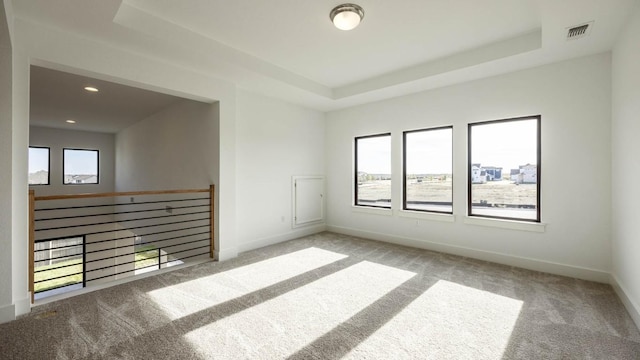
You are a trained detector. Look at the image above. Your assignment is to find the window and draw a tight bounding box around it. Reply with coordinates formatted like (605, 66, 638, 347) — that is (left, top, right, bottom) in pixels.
(403, 126, 453, 213)
(63, 148, 99, 185)
(28, 147, 50, 185)
(355, 133, 391, 208)
(468, 116, 540, 222)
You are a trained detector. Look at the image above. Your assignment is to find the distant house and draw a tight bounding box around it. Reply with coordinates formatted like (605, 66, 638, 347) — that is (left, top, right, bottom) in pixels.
(471, 164, 487, 184)
(511, 164, 537, 184)
(64, 174, 98, 184)
(510, 169, 523, 184)
(483, 166, 503, 181)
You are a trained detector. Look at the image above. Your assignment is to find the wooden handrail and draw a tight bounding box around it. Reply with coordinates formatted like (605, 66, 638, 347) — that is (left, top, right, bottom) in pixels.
(34, 188, 210, 201)
(29, 185, 215, 303)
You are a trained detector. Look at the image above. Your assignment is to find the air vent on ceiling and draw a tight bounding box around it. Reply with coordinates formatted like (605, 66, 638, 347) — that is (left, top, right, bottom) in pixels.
(566, 21, 594, 40)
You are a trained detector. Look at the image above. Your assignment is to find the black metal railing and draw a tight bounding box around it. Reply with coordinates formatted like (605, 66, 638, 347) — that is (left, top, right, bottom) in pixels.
(29, 186, 215, 301)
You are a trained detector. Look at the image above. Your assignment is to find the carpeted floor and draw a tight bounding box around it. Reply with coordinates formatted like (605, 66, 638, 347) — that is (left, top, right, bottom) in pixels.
(1, 232, 639, 359)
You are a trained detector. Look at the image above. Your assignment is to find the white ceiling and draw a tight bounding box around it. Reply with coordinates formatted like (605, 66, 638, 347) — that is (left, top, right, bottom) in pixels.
(30, 66, 184, 133)
(12, 0, 639, 118)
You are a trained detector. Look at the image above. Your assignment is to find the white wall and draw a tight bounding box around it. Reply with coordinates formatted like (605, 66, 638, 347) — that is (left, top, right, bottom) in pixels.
(235, 90, 325, 252)
(326, 53, 612, 282)
(0, 0, 15, 323)
(1, 17, 238, 322)
(612, 2, 640, 327)
(115, 99, 220, 254)
(115, 99, 218, 191)
(29, 126, 115, 196)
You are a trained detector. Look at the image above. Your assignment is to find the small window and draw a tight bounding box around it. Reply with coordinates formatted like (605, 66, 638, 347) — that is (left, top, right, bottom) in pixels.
(403, 126, 453, 213)
(468, 116, 540, 222)
(63, 148, 99, 185)
(355, 133, 391, 208)
(28, 147, 50, 185)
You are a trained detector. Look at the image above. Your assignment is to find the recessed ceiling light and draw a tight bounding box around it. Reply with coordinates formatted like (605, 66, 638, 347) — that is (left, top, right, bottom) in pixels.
(66, 120, 76, 124)
(84, 86, 99, 92)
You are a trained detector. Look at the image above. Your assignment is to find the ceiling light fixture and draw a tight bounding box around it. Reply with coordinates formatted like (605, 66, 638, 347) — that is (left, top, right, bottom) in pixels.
(330, 3, 364, 31)
(84, 86, 99, 92)
(66, 120, 76, 124)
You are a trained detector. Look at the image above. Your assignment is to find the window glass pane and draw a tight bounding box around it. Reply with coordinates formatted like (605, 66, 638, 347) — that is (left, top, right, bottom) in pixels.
(404, 127, 452, 213)
(64, 149, 99, 184)
(29, 147, 50, 185)
(469, 117, 539, 221)
(356, 134, 391, 208)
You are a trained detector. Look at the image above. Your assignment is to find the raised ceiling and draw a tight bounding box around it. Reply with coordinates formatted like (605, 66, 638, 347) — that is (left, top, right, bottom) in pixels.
(12, 0, 638, 112)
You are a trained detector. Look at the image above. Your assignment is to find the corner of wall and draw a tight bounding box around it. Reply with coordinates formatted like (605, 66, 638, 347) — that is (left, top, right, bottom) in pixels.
(610, 274, 640, 330)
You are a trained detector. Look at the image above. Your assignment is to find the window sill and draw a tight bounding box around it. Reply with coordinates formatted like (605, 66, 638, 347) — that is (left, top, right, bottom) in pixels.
(351, 205, 393, 216)
(397, 210, 455, 223)
(463, 216, 546, 233)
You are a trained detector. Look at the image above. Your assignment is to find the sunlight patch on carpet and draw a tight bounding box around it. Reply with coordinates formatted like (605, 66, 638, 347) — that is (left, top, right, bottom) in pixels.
(147, 247, 347, 320)
(345, 280, 523, 359)
(184, 261, 416, 358)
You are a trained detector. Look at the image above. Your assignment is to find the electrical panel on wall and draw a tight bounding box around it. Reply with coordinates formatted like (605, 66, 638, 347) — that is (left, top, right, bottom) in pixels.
(292, 176, 324, 228)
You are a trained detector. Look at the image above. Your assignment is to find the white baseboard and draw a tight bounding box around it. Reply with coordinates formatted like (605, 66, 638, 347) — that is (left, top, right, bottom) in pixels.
(327, 225, 610, 283)
(216, 247, 238, 262)
(238, 224, 327, 253)
(610, 274, 640, 330)
(0, 303, 15, 324)
(14, 294, 31, 317)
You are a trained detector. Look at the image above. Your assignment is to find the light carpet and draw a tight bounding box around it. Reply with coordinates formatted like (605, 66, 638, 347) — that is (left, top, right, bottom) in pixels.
(0, 232, 638, 359)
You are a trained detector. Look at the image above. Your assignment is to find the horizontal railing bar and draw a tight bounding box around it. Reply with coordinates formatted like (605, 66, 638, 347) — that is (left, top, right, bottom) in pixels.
(34, 234, 84, 244)
(135, 232, 210, 249)
(34, 270, 83, 284)
(35, 248, 211, 290)
(35, 204, 210, 222)
(34, 242, 82, 252)
(85, 250, 210, 284)
(84, 257, 157, 275)
(161, 251, 211, 265)
(85, 243, 209, 274)
(84, 233, 210, 257)
(34, 255, 82, 265)
(83, 237, 209, 263)
(151, 238, 210, 251)
(164, 245, 210, 257)
(86, 245, 209, 273)
(35, 211, 210, 232)
(34, 252, 82, 263)
(41, 224, 210, 248)
(86, 263, 160, 283)
(35, 217, 210, 238)
(34, 188, 210, 201)
(34, 281, 82, 294)
(34, 260, 82, 274)
(35, 197, 210, 212)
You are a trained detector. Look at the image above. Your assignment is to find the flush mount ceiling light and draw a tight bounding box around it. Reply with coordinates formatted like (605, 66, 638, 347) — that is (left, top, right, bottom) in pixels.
(84, 86, 99, 92)
(65, 119, 76, 124)
(330, 3, 364, 31)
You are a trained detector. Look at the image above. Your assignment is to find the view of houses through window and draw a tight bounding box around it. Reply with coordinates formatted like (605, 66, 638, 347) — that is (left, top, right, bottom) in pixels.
(63, 148, 99, 185)
(468, 116, 540, 221)
(28, 146, 50, 185)
(404, 126, 453, 213)
(355, 134, 391, 208)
